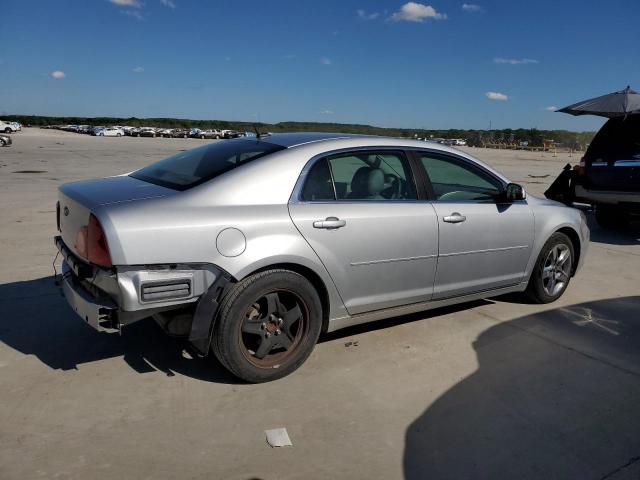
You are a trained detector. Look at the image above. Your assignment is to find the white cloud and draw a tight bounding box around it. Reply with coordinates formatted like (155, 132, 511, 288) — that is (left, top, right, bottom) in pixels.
(545, 106, 558, 111)
(486, 91, 508, 101)
(123, 9, 144, 20)
(494, 57, 539, 65)
(160, 0, 175, 8)
(390, 2, 446, 22)
(110, 0, 142, 7)
(319, 110, 334, 115)
(461, 3, 482, 12)
(50, 70, 66, 79)
(320, 57, 332, 65)
(357, 9, 380, 20)
(132, 66, 144, 73)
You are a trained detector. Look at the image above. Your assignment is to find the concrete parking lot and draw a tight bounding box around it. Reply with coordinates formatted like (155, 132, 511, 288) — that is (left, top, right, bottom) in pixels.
(1, 128, 639, 479)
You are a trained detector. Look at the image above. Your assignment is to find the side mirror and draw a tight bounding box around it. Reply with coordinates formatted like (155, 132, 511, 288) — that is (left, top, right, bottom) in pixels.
(505, 183, 526, 202)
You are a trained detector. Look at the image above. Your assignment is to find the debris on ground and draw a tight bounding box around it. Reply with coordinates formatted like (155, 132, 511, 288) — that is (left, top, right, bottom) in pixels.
(265, 428, 292, 448)
(344, 341, 359, 347)
(527, 174, 550, 178)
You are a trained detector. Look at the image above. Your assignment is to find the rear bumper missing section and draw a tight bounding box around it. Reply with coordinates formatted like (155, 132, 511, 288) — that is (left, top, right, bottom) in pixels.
(55, 236, 230, 341)
(60, 262, 118, 332)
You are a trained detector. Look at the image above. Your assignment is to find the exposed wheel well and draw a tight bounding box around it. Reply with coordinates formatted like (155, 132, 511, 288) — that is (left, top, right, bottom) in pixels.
(556, 227, 581, 275)
(247, 263, 331, 333)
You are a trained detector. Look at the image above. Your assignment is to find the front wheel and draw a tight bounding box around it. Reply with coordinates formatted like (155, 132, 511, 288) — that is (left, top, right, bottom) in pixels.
(212, 270, 322, 383)
(525, 232, 574, 303)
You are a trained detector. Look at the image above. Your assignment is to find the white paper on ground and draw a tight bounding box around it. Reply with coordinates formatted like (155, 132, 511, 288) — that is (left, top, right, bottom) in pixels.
(265, 428, 293, 447)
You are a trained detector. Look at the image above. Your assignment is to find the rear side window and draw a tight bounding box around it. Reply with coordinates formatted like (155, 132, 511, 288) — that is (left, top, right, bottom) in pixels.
(300, 151, 417, 201)
(419, 153, 503, 202)
(131, 140, 285, 190)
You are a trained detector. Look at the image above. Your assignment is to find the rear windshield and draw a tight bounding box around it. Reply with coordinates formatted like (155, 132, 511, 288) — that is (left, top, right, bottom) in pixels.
(586, 116, 640, 161)
(130, 140, 285, 190)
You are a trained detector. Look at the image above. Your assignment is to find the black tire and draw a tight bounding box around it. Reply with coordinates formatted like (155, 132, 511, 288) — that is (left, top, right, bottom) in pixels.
(594, 204, 630, 229)
(525, 232, 574, 304)
(212, 269, 322, 383)
(4, 128, 10, 133)
(0, 139, 5, 147)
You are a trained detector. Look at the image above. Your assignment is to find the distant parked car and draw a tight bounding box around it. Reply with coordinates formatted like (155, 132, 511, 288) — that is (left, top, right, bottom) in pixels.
(0, 134, 12, 146)
(221, 129, 241, 139)
(0, 120, 18, 133)
(194, 129, 222, 139)
(171, 128, 190, 138)
(572, 115, 640, 228)
(139, 128, 157, 138)
(97, 127, 124, 137)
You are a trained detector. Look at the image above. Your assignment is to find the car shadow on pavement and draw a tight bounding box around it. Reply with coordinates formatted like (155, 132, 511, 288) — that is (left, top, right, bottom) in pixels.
(403, 296, 640, 480)
(586, 211, 640, 246)
(0, 276, 240, 384)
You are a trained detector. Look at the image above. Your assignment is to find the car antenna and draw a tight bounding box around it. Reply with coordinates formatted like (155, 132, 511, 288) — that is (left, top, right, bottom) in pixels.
(253, 124, 261, 138)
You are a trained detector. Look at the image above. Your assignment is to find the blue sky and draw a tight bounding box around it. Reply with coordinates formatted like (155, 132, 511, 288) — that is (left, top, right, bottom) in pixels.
(1, 0, 639, 131)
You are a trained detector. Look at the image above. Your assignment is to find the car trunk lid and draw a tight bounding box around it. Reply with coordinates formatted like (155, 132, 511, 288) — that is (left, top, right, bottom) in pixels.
(58, 175, 176, 258)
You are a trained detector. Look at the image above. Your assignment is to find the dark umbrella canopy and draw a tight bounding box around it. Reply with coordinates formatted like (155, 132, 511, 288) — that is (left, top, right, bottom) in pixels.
(557, 85, 640, 118)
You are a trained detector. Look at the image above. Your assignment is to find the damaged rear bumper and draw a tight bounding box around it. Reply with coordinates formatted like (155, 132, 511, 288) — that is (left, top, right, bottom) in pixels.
(55, 236, 231, 350)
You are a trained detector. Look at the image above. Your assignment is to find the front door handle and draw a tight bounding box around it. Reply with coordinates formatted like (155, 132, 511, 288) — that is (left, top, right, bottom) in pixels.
(443, 212, 466, 223)
(313, 217, 346, 229)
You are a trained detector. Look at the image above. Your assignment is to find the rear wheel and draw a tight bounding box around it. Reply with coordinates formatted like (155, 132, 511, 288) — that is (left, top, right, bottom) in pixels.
(525, 232, 574, 303)
(212, 270, 322, 383)
(4, 128, 10, 133)
(594, 204, 630, 229)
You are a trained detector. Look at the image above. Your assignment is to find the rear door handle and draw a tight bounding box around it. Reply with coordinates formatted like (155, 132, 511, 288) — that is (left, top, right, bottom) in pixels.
(313, 217, 346, 229)
(443, 212, 466, 223)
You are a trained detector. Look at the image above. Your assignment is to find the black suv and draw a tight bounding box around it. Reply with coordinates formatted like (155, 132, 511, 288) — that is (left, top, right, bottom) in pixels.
(573, 115, 640, 228)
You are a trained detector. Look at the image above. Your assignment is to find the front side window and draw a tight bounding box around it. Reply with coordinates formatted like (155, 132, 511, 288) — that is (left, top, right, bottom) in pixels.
(300, 151, 417, 201)
(131, 140, 285, 190)
(419, 153, 503, 202)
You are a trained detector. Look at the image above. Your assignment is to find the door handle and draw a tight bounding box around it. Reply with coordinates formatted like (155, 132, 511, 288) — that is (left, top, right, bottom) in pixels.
(313, 217, 346, 229)
(443, 212, 466, 223)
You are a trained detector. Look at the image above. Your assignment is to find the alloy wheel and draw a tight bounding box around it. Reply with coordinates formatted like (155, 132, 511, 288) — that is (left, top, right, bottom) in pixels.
(542, 244, 571, 296)
(239, 290, 308, 368)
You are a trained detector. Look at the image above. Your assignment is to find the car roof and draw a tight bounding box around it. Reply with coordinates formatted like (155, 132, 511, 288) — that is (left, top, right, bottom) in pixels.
(261, 132, 367, 147)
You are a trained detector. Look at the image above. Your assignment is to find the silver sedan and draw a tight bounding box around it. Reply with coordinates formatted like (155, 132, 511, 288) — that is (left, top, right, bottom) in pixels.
(55, 133, 589, 382)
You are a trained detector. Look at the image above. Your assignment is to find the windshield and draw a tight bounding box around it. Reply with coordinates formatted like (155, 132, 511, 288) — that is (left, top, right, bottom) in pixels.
(130, 140, 285, 190)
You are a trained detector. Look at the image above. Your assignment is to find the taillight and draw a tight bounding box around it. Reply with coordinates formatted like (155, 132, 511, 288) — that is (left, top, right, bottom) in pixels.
(73, 214, 112, 267)
(56, 201, 61, 232)
(74, 225, 88, 259)
(88, 214, 112, 267)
